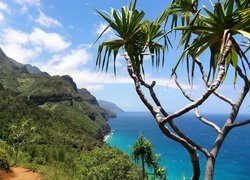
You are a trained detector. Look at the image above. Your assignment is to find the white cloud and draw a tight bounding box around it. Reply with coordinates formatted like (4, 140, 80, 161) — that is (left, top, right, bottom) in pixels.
(36, 10, 62, 28)
(13, 0, 40, 14)
(30, 28, 70, 52)
(0, 27, 71, 63)
(85, 84, 104, 92)
(1, 44, 39, 64)
(95, 22, 117, 42)
(0, 1, 10, 13)
(96, 22, 111, 35)
(2, 28, 29, 45)
(0, 28, 37, 63)
(38, 43, 194, 91)
(0, 12, 4, 22)
(0, 1, 11, 22)
(44, 45, 91, 72)
(13, 0, 40, 7)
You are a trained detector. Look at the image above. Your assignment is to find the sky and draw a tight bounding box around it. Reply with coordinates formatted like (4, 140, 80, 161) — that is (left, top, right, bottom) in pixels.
(0, 0, 249, 114)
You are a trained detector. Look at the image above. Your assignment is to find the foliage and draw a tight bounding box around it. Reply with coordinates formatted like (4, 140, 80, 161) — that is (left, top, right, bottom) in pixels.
(95, 0, 166, 75)
(131, 135, 166, 179)
(75, 146, 141, 180)
(95, 0, 249, 179)
(0, 53, 140, 179)
(9, 119, 37, 163)
(167, 0, 250, 83)
(0, 148, 10, 171)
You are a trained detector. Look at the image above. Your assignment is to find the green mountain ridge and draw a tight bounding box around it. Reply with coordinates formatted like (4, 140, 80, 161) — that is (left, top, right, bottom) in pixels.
(0, 48, 111, 139)
(0, 47, 141, 179)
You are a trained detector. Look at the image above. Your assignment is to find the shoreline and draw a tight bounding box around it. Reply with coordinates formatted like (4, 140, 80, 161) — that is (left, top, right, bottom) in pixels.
(103, 130, 114, 142)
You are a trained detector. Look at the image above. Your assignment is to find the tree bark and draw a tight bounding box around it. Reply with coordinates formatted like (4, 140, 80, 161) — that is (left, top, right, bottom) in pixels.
(205, 156, 215, 180)
(189, 150, 200, 180)
(142, 155, 145, 179)
(124, 47, 201, 179)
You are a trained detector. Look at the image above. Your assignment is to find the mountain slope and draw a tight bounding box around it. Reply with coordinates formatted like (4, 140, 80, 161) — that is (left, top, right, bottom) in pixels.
(98, 100, 124, 114)
(0, 47, 110, 140)
(0, 48, 140, 179)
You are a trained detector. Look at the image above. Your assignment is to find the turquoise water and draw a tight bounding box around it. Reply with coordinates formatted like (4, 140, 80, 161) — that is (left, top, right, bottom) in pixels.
(106, 112, 250, 180)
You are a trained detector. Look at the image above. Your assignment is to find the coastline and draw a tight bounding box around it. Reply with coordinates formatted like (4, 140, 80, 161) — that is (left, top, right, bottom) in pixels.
(103, 130, 114, 142)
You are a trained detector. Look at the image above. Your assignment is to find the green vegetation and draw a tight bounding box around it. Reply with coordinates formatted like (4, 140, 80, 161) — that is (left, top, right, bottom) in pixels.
(95, 0, 249, 179)
(0, 147, 10, 171)
(9, 120, 37, 164)
(75, 147, 141, 179)
(131, 135, 166, 180)
(0, 49, 140, 178)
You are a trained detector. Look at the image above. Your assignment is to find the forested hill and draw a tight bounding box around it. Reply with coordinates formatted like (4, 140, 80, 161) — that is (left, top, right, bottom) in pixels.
(0, 48, 141, 178)
(0, 47, 113, 139)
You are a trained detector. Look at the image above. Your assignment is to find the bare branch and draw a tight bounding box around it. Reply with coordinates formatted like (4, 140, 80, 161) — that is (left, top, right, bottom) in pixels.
(139, 76, 211, 157)
(123, 47, 200, 153)
(174, 72, 194, 102)
(223, 68, 250, 127)
(162, 51, 227, 123)
(228, 119, 250, 128)
(174, 72, 222, 134)
(195, 59, 235, 107)
(195, 108, 222, 133)
(237, 66, 250, 86)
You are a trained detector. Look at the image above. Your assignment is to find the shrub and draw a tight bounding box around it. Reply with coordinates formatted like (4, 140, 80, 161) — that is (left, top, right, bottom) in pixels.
(0, 148, 10, 171)
(75, 146, 141, 179)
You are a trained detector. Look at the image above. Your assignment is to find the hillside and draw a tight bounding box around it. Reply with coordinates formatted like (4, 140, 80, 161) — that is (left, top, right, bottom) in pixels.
(0, 48, 140, 179)
(0, 48, 110, 139)
(98, 100, 124, 114)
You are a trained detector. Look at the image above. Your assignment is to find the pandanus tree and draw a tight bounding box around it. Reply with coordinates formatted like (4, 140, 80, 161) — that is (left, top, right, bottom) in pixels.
(131, 135, 154, 179)
(95, 0, 250, 179)
(131, 135, 166, 179)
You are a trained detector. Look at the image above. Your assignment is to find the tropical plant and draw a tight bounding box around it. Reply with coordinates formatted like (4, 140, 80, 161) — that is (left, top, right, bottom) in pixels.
(95, 0, 249, 180)
(131, 135, 166, 179)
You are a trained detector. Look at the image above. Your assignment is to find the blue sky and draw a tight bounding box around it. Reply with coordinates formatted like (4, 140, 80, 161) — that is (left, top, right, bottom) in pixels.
(0, 0, 249, 114)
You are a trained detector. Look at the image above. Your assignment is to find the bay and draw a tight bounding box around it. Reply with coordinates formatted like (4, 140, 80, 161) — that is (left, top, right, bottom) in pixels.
(106, 112, 250, 180)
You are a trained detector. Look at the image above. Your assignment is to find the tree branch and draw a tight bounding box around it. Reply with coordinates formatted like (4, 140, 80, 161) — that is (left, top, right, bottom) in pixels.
(139, 76, 211, 158)
(227, 119, 250, 128)
(195, 59, 235, 107)
(174, 72, 222, 134)
(194, 108, 222, 134)
(123, 47, 201, 179)
(224, 67, 250, 127)
(162, 36, 231, 124)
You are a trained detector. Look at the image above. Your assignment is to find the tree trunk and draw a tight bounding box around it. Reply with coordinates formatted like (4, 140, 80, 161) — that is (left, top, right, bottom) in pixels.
(142, 156, 145, 179)
(189, 150, 200, 180)
(204, 156, 215, 180)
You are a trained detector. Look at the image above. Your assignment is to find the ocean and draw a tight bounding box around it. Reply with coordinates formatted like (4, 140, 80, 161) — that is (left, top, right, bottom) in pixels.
(106, 112, 250, 180)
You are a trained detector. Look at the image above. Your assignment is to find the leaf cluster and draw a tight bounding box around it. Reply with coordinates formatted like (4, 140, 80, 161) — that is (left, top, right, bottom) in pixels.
(167, 0, 250, 84)
(96, 0, 167, 76)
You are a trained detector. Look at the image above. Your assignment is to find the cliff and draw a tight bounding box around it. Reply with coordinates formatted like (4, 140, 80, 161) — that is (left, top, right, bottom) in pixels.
(98, 100, 124, 114)
(0, 48, 111, 140)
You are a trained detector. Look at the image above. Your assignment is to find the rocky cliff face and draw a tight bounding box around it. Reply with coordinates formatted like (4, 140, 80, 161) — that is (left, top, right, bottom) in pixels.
(96, 123, 112, 140)
(62, 75, 78, 92)
(78, 88, 99, 105)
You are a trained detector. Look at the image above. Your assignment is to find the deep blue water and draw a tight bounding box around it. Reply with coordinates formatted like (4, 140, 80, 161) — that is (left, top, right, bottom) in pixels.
(106, 112, 250, 180)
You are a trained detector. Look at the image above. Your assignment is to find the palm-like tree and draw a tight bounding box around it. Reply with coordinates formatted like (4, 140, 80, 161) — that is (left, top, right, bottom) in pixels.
(95, 0, 166, 75)
(131, 135, 154, 179)
(168, 0, 249, 83)
(149, 154, 167, 180)
(96, 0, 249, 179)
